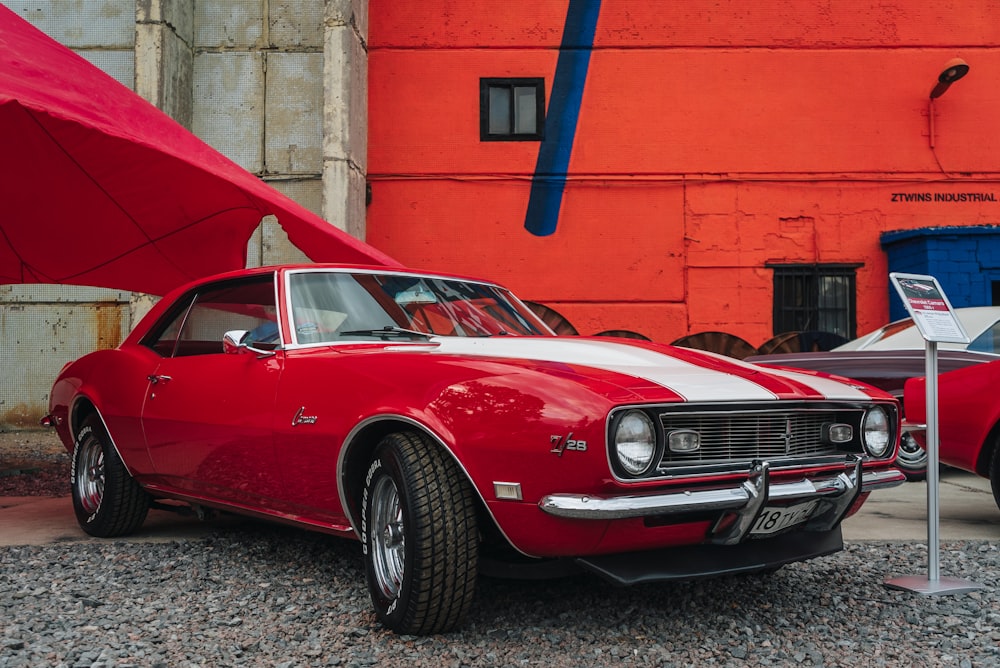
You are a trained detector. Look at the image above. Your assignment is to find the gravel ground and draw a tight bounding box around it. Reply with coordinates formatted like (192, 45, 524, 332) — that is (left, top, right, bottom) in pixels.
(0, 430, 70, 497)
(3, 431, 999, 666)
(1, 532, 998, 665)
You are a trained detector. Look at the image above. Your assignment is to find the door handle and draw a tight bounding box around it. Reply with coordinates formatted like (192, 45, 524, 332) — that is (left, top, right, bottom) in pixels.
(147, 374, 172, 385)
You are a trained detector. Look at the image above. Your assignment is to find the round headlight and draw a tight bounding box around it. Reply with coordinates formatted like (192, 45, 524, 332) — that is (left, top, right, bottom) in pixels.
(613, 410, 657, 476)
(863, 406, 892, 458)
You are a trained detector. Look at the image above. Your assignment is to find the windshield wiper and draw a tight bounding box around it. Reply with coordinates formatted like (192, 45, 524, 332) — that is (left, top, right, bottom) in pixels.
(339, 326, 432, 340)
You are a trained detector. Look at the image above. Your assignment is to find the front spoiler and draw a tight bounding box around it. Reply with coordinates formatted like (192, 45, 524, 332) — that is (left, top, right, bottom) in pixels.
(539, 458, 906, 546)
(575, 526, 844, 586)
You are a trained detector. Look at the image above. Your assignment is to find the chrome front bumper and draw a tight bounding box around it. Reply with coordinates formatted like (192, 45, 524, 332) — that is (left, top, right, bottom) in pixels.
(539, 458, 906, 546)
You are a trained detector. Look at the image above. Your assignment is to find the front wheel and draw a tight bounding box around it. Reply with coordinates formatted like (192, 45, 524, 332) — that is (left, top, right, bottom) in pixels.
(361, 431, 479, 634)
(71, 414, 149, 537)
(897, 433, 928, 481)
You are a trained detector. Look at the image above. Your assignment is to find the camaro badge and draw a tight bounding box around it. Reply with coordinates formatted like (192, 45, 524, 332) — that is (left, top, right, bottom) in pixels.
(292, 406, 318, 426)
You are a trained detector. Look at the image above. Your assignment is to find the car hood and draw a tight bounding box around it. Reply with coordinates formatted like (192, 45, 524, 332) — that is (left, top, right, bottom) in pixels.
(416, 337, 878, 403)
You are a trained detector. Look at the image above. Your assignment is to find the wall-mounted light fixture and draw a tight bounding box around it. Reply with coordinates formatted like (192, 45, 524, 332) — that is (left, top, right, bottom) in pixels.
(930, 58, 970, 99)
(928, 58, 970, 148)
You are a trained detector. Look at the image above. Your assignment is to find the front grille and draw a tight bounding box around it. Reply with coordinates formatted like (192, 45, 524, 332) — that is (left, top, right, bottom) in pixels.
(657, 408, 860, 468)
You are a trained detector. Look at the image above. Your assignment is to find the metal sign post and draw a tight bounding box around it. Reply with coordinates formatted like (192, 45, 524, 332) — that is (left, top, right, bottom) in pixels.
(883, 273, 982, 595)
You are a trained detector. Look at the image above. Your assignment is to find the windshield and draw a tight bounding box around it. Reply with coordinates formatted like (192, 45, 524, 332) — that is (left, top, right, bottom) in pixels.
(967, 319, 1000, 354)
(287, 271, 552, 344)
(850, 318, 917, 350)
(836, 312, 1000, 354)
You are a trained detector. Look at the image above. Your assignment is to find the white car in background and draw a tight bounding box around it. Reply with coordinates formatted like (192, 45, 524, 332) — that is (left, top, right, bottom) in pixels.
(748, 307, 1000, 479)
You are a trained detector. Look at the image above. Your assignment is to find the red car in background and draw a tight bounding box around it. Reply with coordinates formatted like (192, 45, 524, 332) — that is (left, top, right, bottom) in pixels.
(44, 264, 905, 634)
(904, 360, 1000, 511)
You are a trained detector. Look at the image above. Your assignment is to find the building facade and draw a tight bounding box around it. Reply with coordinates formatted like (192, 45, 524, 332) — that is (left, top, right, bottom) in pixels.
(365, 1, 1000, 346)
(3, 0, 1000, 428)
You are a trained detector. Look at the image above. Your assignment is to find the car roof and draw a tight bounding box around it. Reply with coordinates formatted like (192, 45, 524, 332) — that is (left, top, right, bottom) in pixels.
(834, 306, 1000, 352)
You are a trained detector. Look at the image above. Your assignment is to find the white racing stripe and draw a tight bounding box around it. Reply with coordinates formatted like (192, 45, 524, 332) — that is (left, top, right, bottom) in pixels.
(430, 338, 781, 402)
(428, 338, 874, 402)
(716, 353, 873, 400)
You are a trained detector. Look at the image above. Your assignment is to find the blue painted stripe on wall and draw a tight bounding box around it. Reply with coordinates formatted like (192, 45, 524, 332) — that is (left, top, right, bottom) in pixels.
(524, 0, 601, 237)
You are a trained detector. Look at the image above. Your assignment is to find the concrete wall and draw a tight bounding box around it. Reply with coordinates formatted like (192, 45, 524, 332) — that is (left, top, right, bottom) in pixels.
(0, 0, 364, 428)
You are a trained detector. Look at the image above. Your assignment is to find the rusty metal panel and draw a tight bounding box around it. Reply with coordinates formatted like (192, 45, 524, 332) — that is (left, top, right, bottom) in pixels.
(0, 286, 131, 430)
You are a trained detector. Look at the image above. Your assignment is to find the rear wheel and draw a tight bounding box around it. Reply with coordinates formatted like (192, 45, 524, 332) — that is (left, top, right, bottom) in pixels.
(71, 414, 149, 537)
(361, 431, 479, 634)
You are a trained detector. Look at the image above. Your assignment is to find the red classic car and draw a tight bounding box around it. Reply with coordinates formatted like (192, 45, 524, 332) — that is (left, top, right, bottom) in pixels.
(904, 360, 1000, 511)
(45, 265, 905, 634)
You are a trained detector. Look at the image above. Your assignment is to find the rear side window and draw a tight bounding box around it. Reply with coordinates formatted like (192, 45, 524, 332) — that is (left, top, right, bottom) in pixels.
(143, 276, 277, 357)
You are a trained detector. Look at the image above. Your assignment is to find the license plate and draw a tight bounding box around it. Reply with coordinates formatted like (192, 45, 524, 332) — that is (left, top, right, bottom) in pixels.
(750, 500, 819, 536)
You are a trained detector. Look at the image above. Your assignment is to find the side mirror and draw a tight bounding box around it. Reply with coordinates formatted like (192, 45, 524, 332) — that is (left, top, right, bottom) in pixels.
(223, 329, 277, 357)
(223, 330, 250, 355)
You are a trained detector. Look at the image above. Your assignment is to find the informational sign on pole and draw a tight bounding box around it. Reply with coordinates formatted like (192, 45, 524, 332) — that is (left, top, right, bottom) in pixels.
(884, 273, 982, 596)
(889, 274, 969, 344)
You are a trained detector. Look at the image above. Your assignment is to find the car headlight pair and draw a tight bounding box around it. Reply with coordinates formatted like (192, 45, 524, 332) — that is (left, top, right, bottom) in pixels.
(610, 405, 895, 477)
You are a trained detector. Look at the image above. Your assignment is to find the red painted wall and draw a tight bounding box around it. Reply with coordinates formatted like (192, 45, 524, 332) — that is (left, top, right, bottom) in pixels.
(367, 1, 1000, 347)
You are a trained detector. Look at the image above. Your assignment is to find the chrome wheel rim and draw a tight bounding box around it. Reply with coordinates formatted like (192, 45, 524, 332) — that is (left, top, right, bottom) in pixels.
(898, 433, 928, 472)
(76, 437, 105, 514)
(370, 474, 405, 599)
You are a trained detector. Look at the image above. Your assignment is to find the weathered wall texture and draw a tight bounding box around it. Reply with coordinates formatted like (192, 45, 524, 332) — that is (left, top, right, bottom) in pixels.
(366, 1, 1000, 345)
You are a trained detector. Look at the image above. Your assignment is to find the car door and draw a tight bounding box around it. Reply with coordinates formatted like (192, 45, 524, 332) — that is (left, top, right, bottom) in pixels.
(139, 275, 285, 506)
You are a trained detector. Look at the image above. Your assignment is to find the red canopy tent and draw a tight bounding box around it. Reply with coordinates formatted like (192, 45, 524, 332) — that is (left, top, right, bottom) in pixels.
(0, 5, 398, 296)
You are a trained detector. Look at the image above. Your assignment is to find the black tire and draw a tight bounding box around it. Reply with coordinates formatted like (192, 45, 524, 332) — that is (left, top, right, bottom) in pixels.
(71, 414, 149, 537)
(897, 433, 928, 482)
(360, 431, 479, 634)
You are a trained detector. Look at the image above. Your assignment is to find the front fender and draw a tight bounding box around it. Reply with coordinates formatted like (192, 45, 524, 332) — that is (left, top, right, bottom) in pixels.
(334, 367, 616, 556)
(423, 371, 613, 502)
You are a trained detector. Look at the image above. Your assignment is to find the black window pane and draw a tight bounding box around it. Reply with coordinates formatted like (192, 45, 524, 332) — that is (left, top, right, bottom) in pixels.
(488, 86, 510, 134)
(480, 78, 544, 141)
(771, 265, 858, 340)
(513, 86, 537, 134)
